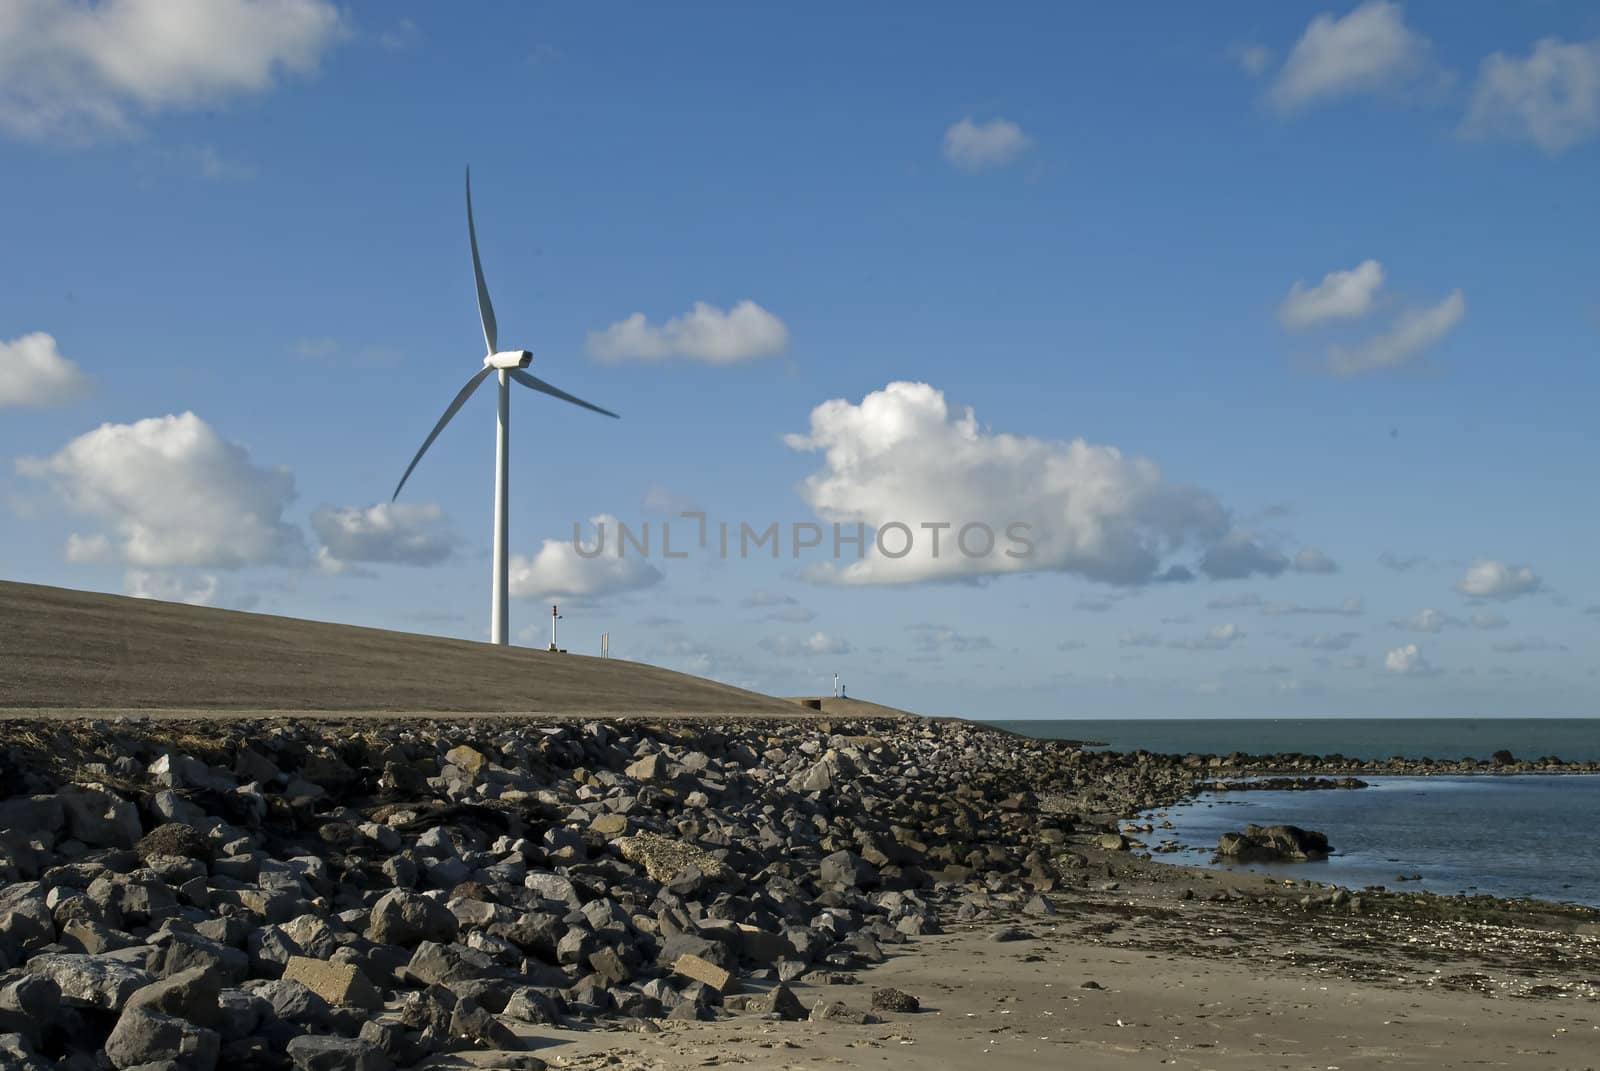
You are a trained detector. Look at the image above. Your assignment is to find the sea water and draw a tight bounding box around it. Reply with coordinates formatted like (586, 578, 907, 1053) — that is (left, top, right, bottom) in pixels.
(1138, 774, 1600, 907)
(989, 717, 1600, 763)
(985, 719, 1600, 907)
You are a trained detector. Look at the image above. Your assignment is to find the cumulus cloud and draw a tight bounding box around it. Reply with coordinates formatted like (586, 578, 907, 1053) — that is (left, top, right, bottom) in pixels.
(1384, 642, 1430, 675)
(1169, 623, 1244, 650)
(1230, 43, 1273, 77)
(0, 0, 344, 142)
(18, 412, 306, 568)
(907, 623, 994, 654)
(1455, 559, 1541, 601)
(0, 332, 92, 407)
(1461, 36, 1600, 155)
(763, 605, 816, 624)
(942, 116, 1032, 171)
(740, 590, 797, 609)
(1470, 611, 1508, 630)
(1297, 631, 1360, 651)
(643, 486, 701, 516)
(1293, 547, 1340, 574)
(1378, 551, 1424, 571)
(1392, 607, 1452, 633)
(311, 502, 454, 568)
(760, 631, 851, 657)
(1207, 592, 1262, 610)
(124, 570, 221, 607)
(786, 381, 1236, 586)
(1262, 597, 1364, 617)
(1119, 632, 1163, 649)
(1491, 637, 1564, 654)
(508, 515, 663, 600)
(1279, 260, 1385, 330)
(587, 301, 789, 364)
(1268, 1, 1433, 113)
(1198, 533, 1288, 581)
(1326, 290, 1466, 377)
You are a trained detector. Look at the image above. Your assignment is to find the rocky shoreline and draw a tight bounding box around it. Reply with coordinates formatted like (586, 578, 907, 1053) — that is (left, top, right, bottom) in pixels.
(0, 714, 1595, 1070)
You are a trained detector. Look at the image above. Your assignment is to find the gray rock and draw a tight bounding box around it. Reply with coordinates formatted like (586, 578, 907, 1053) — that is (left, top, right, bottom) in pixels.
(25, 953, 154, 1011)
(59, 785, 142, 849)
(124, 965, 222, 1028)
(104, 1006, 221, 1070)
(285, 1034, 394, 1071)
(365, 890, 458, 946)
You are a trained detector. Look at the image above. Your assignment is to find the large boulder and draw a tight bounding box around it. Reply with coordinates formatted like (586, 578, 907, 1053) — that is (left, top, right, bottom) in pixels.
(1216, 824, 1331, 862)
(25, 953, 154, 1011)
(58, 785, 142, 849)
(365, 890, 458, 946)
(104, 1006, 220, 1070)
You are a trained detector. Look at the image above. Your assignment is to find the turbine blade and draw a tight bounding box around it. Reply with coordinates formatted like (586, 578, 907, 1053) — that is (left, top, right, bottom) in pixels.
(466, 167, 498, 355)
(393, 366, 494, 500)
(510, 369, 620, 419)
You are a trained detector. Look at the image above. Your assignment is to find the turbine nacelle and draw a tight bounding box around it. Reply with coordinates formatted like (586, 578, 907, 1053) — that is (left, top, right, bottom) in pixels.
(484, 349, 532, 370)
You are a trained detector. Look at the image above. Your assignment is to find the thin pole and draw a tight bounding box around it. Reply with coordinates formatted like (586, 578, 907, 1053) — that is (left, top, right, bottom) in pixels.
(491, 370, 510, 645)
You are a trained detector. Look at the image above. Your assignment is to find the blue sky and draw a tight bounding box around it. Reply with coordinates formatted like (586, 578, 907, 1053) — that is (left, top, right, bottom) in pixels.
(2, 1, 1597, 718)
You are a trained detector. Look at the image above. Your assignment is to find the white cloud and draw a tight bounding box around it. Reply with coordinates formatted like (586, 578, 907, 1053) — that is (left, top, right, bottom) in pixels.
(311, 502, 453, 568)
(1326, 290, 1465, 377)
(18, 411, 305, 568)
(0, 0, 344, 142)
(124, 569, 217, 607)
(1491, 637, 1564, 654)
(740, 590, 797, 609)
(1231, 43, 1273, 77)
(786, 381, 1233, 586)
(763, 605, 816, 624)
(942, 116, 1032, 171)
(508, 514, 663, 601)
(1297, 631, 1360, 651)
(587, 301, 789, 364)
(642, 486, 701, 515)
(1378, 551, 1423, 571)
(1469, 611, 1508, 630)
(1269, 1, 1432, 113)
(1461, 36, 1600, 155)
(1262, 597, 1364, 617)
(0, 332, 91, 407)
(906, 623, 994, 654)
(1169, 623, 1244, 650)
(1293, 547, 1340, 574)
(1455, 559, 1541, 601)
(1198, 533, 1288, 581)
(1384, 642, 1429, 674)
(1119, 631, 1163, 649)
(760, 631, 851, 657)
(1392, 607, 1452, 633)
(1279, 260, 1385, 330)
(1207, 592, 1262, 610)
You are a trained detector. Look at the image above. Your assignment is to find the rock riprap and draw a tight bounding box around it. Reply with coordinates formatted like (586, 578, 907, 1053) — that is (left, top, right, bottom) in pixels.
(0, 712, 1209, 1067)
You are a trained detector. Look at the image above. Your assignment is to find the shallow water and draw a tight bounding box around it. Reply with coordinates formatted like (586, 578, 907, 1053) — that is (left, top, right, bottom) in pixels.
(1139, 774, 1600, 907)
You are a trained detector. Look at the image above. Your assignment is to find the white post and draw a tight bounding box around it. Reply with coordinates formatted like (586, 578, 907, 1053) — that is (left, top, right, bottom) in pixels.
(551, 604, 559, 651)
(490, 370, 510, 645)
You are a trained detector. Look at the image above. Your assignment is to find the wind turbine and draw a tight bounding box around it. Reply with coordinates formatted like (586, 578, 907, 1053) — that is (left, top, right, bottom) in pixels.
(393, 168, 618, 646)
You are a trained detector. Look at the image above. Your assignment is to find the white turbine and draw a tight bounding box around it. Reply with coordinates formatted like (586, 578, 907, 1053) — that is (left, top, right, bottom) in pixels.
(393, 168, 618, 646)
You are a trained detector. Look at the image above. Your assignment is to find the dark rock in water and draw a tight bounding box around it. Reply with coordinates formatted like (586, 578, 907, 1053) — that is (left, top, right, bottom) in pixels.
(1216, 824, 1331, 862)
(870, 987, 920, 1012)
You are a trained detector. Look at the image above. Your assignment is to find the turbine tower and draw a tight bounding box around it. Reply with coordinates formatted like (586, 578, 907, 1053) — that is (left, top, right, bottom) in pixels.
(393, 168, 618, 645)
